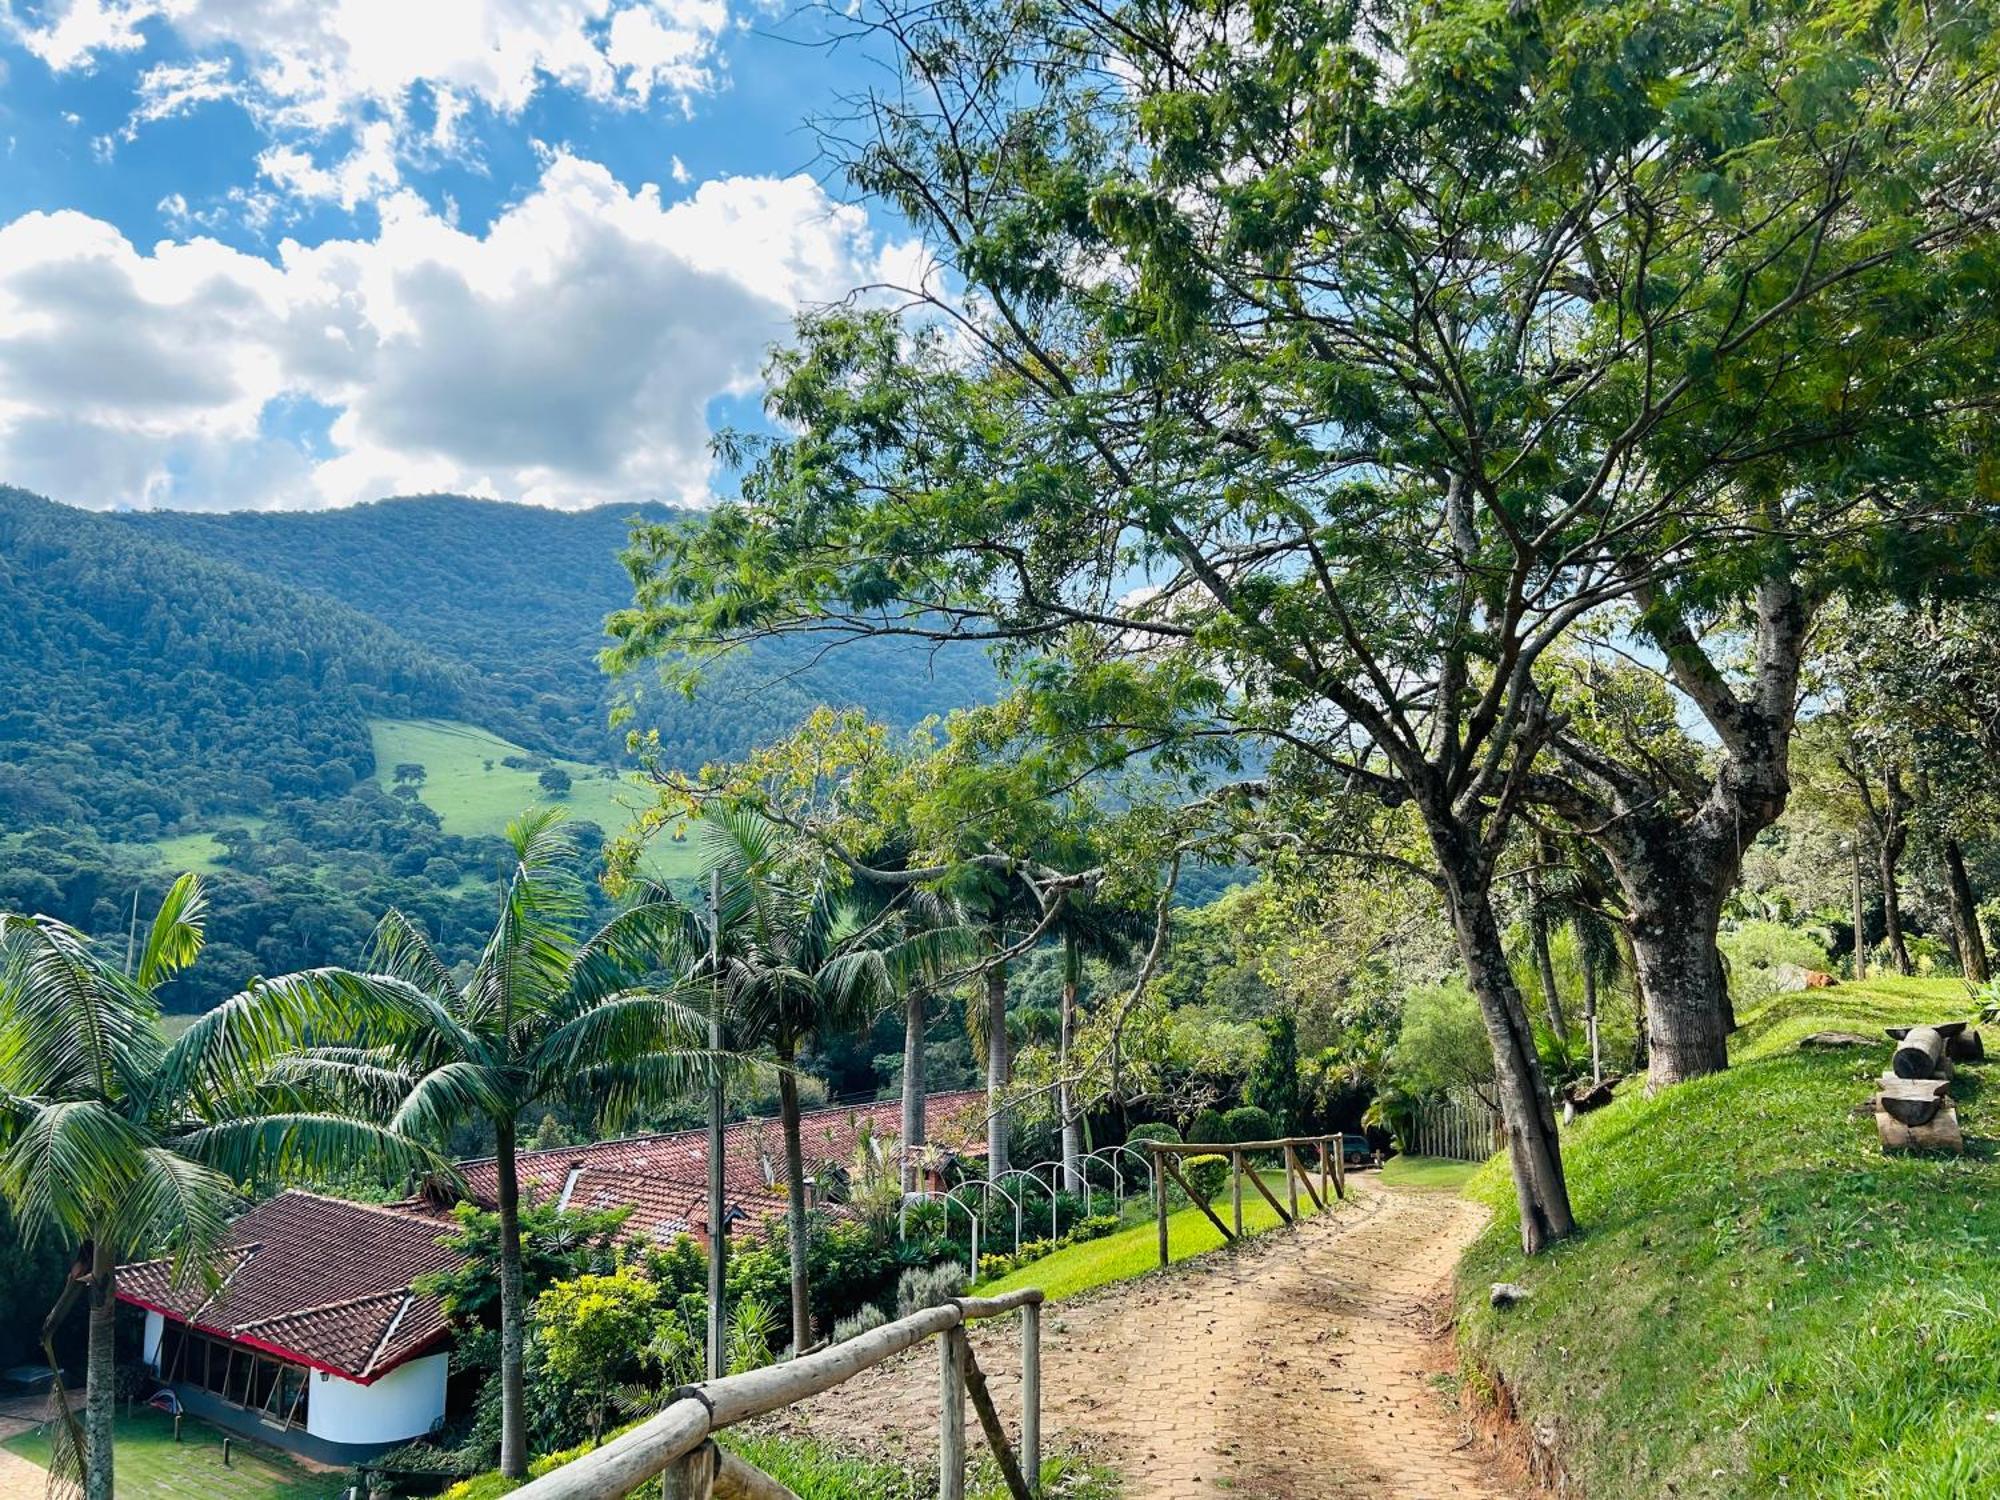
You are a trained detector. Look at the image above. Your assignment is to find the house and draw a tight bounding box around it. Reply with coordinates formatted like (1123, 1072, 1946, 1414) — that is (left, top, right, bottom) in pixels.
(116, 1090, 988, 1463)
(447, 1087, 989, 1247)
(120, 1192, 463, 1464)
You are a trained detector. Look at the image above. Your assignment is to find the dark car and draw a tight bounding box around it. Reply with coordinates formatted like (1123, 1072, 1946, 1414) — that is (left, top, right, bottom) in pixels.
(1340, 1134, 1379, 1169)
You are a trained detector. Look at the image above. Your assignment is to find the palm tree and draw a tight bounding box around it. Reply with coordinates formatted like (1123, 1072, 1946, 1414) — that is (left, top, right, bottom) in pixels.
(1046, 894, 1151, 1193)
(202, 811, 717, 1480)
(699, 810, 918, 1357)
(0, 877, 437, 1500)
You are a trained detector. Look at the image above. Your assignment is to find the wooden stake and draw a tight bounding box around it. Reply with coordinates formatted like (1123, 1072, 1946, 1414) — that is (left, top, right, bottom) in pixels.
(1152, 1147, 1168, 1267)
(1230, 1149, 1244, 1238)
(1159, 1153, 1234, 1243)
(662, 1440, 718, 1500)
(1288, 1145, 1325, 1212)
(1021, 1302, 1040, 1495)
(1317, 1139, 1331, 1204)
(940, 1326, 967, 1500)
(962, 1343, 1034, 1500)
(1283, 1146, 1298, 1219)
(1238, 1157, 1292, 1225)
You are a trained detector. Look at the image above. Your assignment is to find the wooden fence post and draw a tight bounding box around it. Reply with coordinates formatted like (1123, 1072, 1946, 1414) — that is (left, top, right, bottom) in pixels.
(1317, 1139, 1330, 1204)
(1230, 1149, 1244, 1238)
(1153, 1146, 1169, 1268)
(1022, 1301, 1041, 1495)
(660, 1440, 717, 1500)
(1284, 1145, 1299, 1219)
(940, 1325, 967, 1500)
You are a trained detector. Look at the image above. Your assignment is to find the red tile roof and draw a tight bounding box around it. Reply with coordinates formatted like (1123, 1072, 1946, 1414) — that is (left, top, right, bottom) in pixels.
(452, 1088, 987, 1245)
(118, 1192, 461, 1383)
(119, 1092, 988, 1378)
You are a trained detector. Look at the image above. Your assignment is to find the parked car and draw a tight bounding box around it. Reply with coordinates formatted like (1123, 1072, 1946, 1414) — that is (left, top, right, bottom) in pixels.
(1340, 1134, 1380, 1169)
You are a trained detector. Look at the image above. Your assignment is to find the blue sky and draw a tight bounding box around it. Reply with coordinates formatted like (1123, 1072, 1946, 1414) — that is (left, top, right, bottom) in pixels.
(0, 1, 919, 510)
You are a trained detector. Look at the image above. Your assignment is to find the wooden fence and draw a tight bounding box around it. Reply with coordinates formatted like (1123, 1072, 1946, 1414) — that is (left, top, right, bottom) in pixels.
(510, 1287, 1044, 1500)
(1406, 1096, 1501, 1162)
(1144, 1135, 1347, 1267)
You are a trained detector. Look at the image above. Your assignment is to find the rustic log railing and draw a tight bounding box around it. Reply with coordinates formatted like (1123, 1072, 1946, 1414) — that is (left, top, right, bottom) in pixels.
(511, 1287, 1046, 1500)
(1144, 1135, 1346, 1267)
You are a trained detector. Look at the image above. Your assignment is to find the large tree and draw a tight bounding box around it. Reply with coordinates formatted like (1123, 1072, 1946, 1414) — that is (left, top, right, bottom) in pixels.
(0, 878, 437, 1500)
(615, 0, 2000, 1247)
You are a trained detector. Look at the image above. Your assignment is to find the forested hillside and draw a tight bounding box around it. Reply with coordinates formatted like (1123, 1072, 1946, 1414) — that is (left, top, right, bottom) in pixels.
(0, 488, 995, 1013)
(122, 495, 993, 763)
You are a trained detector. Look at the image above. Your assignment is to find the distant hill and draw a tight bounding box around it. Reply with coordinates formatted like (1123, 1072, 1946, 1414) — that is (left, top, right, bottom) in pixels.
(0, 487, 995, 1012)
(119, 494, 993, 763)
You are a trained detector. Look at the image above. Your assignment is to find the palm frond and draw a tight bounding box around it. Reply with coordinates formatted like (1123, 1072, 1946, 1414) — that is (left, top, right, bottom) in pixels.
(113, 1147, 235, 1288)
(534, 988, 715, 1079)
(176, 1112, 456, 1188)
(368, 909, 461, 1000)
(386, 1061, 511, 1140)
(0, 917, 162, 1104)
(159, 968, 488, 1114)
(0, 1098, 149, 1243)
(560, 899, 705, 1014)
(137, 873, 207, 989)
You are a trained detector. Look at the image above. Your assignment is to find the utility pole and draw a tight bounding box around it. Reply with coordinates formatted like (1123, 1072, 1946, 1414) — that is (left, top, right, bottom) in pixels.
(705, 867, 727, 1380)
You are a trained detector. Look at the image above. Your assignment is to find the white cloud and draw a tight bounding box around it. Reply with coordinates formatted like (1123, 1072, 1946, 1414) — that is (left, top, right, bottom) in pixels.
(16, 1, 738, 201)
(257, 120, 401, 208)
(0, 156, 917, 511)
(126, 58, 240, 136)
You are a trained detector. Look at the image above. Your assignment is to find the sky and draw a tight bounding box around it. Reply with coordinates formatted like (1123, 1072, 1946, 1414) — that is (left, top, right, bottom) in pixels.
(0, 0, 924, 511)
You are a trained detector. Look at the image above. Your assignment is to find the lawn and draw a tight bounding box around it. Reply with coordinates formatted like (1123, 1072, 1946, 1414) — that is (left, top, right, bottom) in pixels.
(2, 1409, 344, 1498)
(1456, 977, 2000, 1498)
(367, 719, 700, 885)
(1379, 1154, 1482, 1192)
(974, 1180, 1337, 1302)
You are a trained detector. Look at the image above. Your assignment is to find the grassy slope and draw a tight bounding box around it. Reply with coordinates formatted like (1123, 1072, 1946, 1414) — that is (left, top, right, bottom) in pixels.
(369, 719, 700, 883)
(3, 1409, 343, 1498)
(1458, 977, 2000, 1500)
(976, 1191, 1321, 1302)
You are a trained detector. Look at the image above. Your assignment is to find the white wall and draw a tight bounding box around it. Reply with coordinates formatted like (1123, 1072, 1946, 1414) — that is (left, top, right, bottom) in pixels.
(304, 1353, 447, 1448)
(142, 1312, 164, 1369)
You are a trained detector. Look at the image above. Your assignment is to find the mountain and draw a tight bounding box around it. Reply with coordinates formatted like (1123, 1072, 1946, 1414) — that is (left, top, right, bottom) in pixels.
(0, 487, 995, 1012)
(118, 494, 993, 764)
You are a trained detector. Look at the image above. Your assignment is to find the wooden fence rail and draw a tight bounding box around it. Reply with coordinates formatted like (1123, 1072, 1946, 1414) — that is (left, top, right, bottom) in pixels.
(511, 1287, 1046, 1500)
(1145, 1135, 1347, 1268)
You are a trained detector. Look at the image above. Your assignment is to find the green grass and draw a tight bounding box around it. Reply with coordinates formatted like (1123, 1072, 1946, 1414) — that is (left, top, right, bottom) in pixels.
(441, 1427, 1116, 1498)
(2, 1409, 344, 1498)
(1456, 977, 2000, 1499)
(367, 720, 699, 883)
(1380, 1154, 1482, 1192)
(147, 820, 266, 874)
(975, 1183, 1331, 1302)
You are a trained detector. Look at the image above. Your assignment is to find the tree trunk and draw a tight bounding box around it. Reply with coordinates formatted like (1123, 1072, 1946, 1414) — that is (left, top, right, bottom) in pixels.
(985, 943, 1011, 1179)
(1880, 827, 1912, 976)
(1549, 574, 1807, 1089)
(775, 1035, 812, 1357)
(1944, 838, 1990, 983)
(1525, 868, 1567, 1038)
(1059, 938, 1083, 1194)
(1582, 960, 1602, 1087)
(1625, 874, 1733, 1087)
(901, 986, 928, 1195)
(1852, 831, 1870, 980)
(84, 1238, 115, 1500)
(494, 1119, 529, 1480)
(1429, 834, 1574, 1254)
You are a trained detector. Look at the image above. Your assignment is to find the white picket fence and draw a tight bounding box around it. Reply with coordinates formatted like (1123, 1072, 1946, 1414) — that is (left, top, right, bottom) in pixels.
(1405, 1094, 1501, 1162)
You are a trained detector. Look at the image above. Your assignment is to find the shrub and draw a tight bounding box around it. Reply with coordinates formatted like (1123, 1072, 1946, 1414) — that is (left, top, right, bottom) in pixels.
(1720, 919, 1834, 1004)
(1184, 1154, 1229, 1206)
(895, 1262, 968, 1316)
(978, 1251, 1017, 1279)
(1188, 1108, 1227, 1145)
(830, 1304, 889, 1343)
(1068, 1215, 1119, 1244)
(1221, 1105, 1276, 1144)
(1125, 1122, 1181, 1148)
